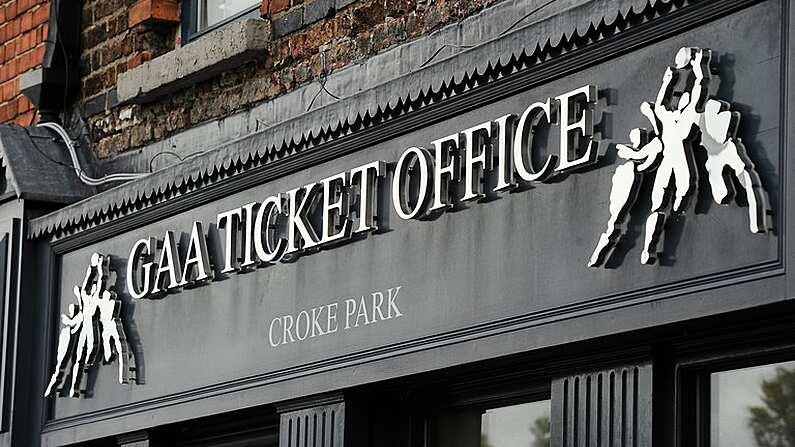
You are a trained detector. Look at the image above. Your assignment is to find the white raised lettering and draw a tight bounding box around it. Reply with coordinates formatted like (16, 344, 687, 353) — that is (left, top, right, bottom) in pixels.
(217, 207, 243, 273)
(387, 286, 403, 318)
(555, 85, 599, 172)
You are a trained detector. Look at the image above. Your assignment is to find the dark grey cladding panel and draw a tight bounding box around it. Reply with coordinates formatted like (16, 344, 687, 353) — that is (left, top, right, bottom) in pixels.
(0, 125, 95, 204)
(28, 0, 676, 239)
(279, 399, 345, 447)
(552, 362, 653, 447)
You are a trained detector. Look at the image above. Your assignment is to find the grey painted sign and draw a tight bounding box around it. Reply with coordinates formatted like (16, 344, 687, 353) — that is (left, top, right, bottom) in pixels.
(48, 3, 780, 421)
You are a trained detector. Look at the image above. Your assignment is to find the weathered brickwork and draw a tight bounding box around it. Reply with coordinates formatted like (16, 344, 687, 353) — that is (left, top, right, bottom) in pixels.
(81, 0, 178, 113)
(83, 0, 499, 158)
(0, 0, 48, 124)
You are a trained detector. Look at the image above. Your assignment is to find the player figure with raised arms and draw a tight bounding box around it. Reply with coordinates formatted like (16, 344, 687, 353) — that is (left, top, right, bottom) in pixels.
(639, 47, 710, 264)
(588, 47, 771, 268)
(43, 303, 83, 397)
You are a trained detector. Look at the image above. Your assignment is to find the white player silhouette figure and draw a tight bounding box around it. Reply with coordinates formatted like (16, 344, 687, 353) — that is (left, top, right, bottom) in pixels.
(43, 303, 82, 397)
(45, 253, 133, 398)
(68, 254, 103, 397)
(97, 276, 129, 385)
(589, 47, 771, 267)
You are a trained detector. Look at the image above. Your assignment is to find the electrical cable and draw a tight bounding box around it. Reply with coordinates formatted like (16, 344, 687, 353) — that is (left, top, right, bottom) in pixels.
(499, 0, 558, 37)
(307, 51, 340, 112)
(37, 121, 148, 186)
(416, 0, 559, 70)
(33, 1, 153, 185)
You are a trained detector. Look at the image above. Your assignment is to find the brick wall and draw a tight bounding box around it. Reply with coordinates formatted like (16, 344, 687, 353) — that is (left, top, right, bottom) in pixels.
(0, 0, 48, 124)
(81, 0, 178, 113)
(81, 0, 498, 158)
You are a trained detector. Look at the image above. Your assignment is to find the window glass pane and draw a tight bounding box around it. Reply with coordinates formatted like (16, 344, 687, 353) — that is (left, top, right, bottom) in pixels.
(481, 401, 551, 447)
(199, 0, 259, 31)
(710, 360, 795, 447)
(432, 400, 551, 447)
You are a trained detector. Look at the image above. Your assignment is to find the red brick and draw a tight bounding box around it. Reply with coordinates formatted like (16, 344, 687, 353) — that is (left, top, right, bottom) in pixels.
(18, 0, 30, 14)
(2, 84, 10, 102)
(2, 81, 14, 101)
(6, 103, 16, 122)
(260, 0, 269, 17)
(17, 95, 29, 114)
(32, 5, 46, 26)
(20, 13, 32, 32)
(16, 110, 34, 125)
(19, 32, 30, 52)
(127, 50, 151, 69)
(18, 52, 28, 72)
(6, 59, 17, 79)
(0, 102, 12, 122)
(6, 3, 17, 19)
(7, 98, 18, 117)
(270, 0, 289, 14)
(5, 41, 16, 60)
(32, 43, 44, 66)
(0, 6, 6, 23)
(128, 0, 179, 28)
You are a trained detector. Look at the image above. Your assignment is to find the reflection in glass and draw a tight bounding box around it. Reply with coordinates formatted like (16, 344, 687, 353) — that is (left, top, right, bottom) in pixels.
(481, 401, 550, 447)
(198, 0, 259, 31)
(431, 400, 550, 447)
(711, 361, 795, 447)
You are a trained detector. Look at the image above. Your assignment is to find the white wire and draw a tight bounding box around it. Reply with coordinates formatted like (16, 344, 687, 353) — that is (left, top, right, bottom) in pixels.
(37, 121, 148, 186)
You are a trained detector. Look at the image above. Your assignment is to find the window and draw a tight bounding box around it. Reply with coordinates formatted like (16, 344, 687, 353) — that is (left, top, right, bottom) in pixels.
(182, 0, 260, 42)
(430, 400, 551, 447)
(710, 360, 795, 447)
(481, 401, 551, 447)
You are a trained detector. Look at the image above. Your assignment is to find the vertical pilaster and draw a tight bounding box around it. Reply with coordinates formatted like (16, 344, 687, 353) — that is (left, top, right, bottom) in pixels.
(277, 392, 346, 447)
(551, 361, 653, 447)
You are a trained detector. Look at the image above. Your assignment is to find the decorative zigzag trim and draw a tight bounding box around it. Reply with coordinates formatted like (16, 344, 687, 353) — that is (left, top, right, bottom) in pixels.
(29, 0, 682, 240)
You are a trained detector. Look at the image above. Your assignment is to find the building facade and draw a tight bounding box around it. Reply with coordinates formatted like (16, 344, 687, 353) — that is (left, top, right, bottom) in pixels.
(0, 0, 793, 446)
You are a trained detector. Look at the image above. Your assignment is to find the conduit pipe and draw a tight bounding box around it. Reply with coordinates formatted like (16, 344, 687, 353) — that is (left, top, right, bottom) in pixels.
(37, 121, 147, 186)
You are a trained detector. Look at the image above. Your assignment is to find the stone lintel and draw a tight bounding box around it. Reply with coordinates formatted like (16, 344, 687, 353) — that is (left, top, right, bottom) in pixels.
(117, 18, 272, 104)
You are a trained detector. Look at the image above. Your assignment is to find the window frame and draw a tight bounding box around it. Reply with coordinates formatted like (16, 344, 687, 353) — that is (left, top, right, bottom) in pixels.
(425, 394, 553, 447)
(0, 218, 19, 434)
(181, 0, 261, 44)
(410, 373, 551, 447)
(675, 329, 795, 447)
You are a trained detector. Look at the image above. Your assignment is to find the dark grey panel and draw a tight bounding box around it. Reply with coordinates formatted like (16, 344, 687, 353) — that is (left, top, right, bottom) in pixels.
(0, 126, 95, 204)
(0, 218, 20, 436)
(0, 233, 8, 434)
(279, 397, 345, 447)
(551, 362, 653, 447)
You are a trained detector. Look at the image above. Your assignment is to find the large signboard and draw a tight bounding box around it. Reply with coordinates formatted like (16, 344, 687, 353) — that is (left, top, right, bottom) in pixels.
(47, 0, 781, 423)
